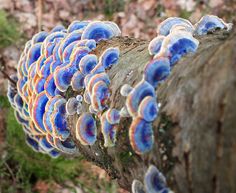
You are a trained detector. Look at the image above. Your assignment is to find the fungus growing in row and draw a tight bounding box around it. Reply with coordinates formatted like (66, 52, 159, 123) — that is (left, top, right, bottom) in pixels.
(81, 21, 117, 42)
(44, 74, 57, 98)
(101, 113, 118, 147)
(87, 72, 110, 95)
(32, 91, 48, 133)
(67, 20, 89, 33)
(132, 180, 146, 193)
(58, 30, 83, 59)
(148, 36, 165, 55)
(26, 43, 42, 70)
(91, 81, 110, 112)
(156, 31, 199, 66)
(53, 137, 77, 154)
(100, 47, 120, 69)
(71, 71, 85, 91)
(43, 96, 62, 134)
(144, 165, 167, 193)
(138, 96, 159, 122)
(194, 15, 233, 35)
(126, 80, 155, 117)
(26, 135, 39, 152)
(83, 90, 91, 104)
(48, 149, 61, 158)
(120, 84, 133, 97)
(157, 17, 194, 36)
(129, 118, 154, 154)
(144, 57, 170, 88)
(50, 25, 66, 33)
(32, 31, 48, 44)
(75, 113, 97, 146)
(65, 97, 80, 115)
(106, 108, 120, 124)
(79, 54, 98, 75)
(38, 136, 54, 152)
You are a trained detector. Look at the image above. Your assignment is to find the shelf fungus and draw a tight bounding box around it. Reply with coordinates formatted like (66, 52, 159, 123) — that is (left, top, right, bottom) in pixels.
(100, 47, 120, 69)
(79, 54, 98, 75)
(132, 180, 146, 193)
(81, 21, 120, 42)
(144, 57, 170, 88)
(148, 36, 165, 56)
(75, 113, 97, 146)
(65, 97, 81, 115)
(157, 17, 194, 36)
(194, 15, 233, 35)
(156, 31, 199, 66)
(144, 165, 171, 193)
(126, 80, 156, 117)
(138, 96, 159, 122)
(101, 112, 118, 147)
(129, 118, 154, 154)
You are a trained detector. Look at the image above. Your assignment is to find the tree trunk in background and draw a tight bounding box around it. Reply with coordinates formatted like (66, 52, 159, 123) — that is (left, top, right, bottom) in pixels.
(67, 29, 236, 193)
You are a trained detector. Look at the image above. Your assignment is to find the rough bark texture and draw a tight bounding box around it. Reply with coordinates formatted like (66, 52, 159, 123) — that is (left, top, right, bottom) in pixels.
(67, 28, 236, 193)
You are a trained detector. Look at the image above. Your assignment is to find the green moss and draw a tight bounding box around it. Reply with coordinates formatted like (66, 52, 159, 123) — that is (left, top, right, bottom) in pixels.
(1, 96, 118, 192)
(0, 95, 10, 108)
(0, 10, 20, 48)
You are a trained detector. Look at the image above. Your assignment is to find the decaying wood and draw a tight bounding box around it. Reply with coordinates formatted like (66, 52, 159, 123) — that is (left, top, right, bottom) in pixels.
(67, 29, 236, 193)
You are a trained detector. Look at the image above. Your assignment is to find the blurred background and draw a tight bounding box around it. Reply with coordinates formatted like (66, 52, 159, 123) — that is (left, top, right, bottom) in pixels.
(0, 0, 235, 192)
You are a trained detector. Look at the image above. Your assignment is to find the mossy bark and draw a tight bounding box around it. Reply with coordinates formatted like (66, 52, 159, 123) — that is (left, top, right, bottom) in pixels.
(67, 29, 236, 193)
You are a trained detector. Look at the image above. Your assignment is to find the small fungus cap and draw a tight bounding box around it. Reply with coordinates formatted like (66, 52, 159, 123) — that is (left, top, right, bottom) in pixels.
(106, 108, 120, 124)
(81, 21, 115, 42)
(66, 97, 79, 115)
(79, 54, 98, 75)
(194, 15, 233, 35)
(75, 113, 97, 145)
(129, 118, 154, 154)
(138, 96, 159, 122)
(132, 180, 146, 193)
(126, 80, 155, 117)
(157, 17, 194, 36)
(148, 36, 165, 56)
(144, 57, 170, 88)
(144, 165, 167, 193)
(120, 84, 133, 97)
(100, 47, 120, 69)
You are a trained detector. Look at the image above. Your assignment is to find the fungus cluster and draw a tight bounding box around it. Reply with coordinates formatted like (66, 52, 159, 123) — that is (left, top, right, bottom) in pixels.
(8, 20, 121, 157)
(7, 14, 231, 191)
(132, 165, 173, 193)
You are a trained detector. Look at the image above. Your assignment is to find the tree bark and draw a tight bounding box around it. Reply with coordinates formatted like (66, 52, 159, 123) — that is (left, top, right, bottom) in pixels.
(67, 28, 236, 193)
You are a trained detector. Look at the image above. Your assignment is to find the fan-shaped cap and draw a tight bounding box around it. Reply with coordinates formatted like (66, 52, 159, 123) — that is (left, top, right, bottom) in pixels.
(157, 17, 194, 36)
(91, 81, 110, 112)
(32, 31, 48, 44)
(32, 91, 49, 133)
(138, 96, 159, 122)
(106, 108, 120, 124)
(53, 137, 77, 154)
(100, 47, 120, 69)
(194, 15, 233, 35)
(81, 21, 115, 42)
(126, 80, 155, 117)
(79, 54, 98, 75)
(129, 118, 154, 154)
(65, 97, 80, 115)
(148, 36, 165, 56)
(26, 135, 39, 152)
(120, 84, 133, 97)
(67, 20, 89, 33)
(144, 165, 167, 193)
(101, 113, 118, 147)
(71, 70, 85, 91)
(157, 31, 199, 66)
(75, 113, 97, 145)
(144, 57, 170, 88)
(132, 180, 146, 193)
